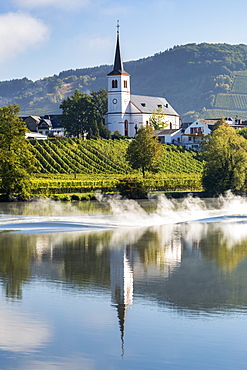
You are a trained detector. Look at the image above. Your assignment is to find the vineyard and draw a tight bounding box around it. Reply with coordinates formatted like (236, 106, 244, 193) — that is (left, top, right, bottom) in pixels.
(215, 93, 247, 110)
(29, 138, 204, 197)
(231, 75, 247, 94)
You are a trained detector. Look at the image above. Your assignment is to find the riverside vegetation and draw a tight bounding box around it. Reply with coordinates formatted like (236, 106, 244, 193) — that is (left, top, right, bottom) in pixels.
(29, 137, 203, 200)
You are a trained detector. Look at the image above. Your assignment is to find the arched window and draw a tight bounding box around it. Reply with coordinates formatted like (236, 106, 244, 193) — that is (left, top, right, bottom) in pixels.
(124, 80, 127, 88)
(112, 79, 118, 88)
(124, 120, 128, 136)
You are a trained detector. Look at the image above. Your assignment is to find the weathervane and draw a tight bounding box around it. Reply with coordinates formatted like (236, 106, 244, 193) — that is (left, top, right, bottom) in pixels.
(117, 20, 120, 35)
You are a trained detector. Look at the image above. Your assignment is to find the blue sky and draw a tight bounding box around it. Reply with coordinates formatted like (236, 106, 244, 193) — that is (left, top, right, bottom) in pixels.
(1, 0, 247, 82)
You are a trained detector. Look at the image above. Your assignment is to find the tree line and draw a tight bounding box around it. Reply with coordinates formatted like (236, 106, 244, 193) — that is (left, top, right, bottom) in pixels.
(2, 102, 247, 199)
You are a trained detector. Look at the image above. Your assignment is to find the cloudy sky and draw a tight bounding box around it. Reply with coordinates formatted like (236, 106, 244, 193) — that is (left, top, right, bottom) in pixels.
(1, 0, 247, 81)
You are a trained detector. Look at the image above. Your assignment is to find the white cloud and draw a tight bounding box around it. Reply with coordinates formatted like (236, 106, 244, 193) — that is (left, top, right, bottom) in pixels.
(14, 0, 90, 9)
(0, 13, 49, 64)
(0, 306, 51, 352)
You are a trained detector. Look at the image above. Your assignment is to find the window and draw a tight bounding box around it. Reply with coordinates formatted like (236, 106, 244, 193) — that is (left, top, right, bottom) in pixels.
(124, 80, 128, 88)
(124, 120, 128, 136)
(112, 80, 118, 88)
(141, 103, 146, 107)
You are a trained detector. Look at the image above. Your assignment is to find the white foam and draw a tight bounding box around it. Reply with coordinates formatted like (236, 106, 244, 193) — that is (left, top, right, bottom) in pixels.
(1, 191, 247, 233)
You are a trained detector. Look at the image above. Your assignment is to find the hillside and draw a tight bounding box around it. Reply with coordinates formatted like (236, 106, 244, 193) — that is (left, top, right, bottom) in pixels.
(30, 138, 203, 175)
(29, 138, 203, 197)
(3, 43, 247, 120)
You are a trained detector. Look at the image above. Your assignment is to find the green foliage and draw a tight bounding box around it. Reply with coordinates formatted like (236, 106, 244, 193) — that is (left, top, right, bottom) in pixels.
(116, 178, 148, 199)
(29, 138, 203, 178)
(149, 106, 168, 130)
(202, 126, 247, 195)
(0, 104, 36, 199)
(126, 126, 163, 177)
(26, 137, 204, 195)
(211, 117, 229, 132)
(30, 173, 203, 196)
(60, 88, 110, 138)
(111, 130, 123, 140)
(237, 127, 247, 140)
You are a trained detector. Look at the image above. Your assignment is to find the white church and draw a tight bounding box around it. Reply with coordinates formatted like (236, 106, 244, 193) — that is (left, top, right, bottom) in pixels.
(105, 28, 180, 137)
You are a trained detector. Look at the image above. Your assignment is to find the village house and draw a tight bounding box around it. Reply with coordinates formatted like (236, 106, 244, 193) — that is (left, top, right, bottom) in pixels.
(154, 128, 182, 144)
(105, 27, 180, 137)
(180, 120, 212, 150)
(23, 115, 64, 138)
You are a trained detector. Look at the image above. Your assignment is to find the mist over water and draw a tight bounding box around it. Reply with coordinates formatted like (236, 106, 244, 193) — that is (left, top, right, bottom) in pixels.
(0, 191, 247, 233)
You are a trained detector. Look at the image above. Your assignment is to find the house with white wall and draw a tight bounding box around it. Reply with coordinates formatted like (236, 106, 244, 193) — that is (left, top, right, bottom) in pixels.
(154, 128, 182, 144)
(105, 27, 180, 137)
(181, 120, 211, 150)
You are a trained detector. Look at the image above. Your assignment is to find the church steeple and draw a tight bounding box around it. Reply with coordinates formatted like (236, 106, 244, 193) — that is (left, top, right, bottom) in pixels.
(108, 21, 129, 76)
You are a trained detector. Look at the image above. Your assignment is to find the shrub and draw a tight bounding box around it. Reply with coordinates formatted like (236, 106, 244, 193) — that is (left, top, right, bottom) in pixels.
(116, 178, 148, 199)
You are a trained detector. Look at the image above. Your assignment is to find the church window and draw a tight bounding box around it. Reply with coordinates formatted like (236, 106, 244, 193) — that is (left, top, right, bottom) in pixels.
(124, 120, 128, 136)
(112, 80, 118, 88)
(124, 80, 128, 88)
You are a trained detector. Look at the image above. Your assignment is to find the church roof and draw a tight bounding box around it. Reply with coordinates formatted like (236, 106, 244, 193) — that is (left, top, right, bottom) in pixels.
(130, 95, 179, 116)
(107, 33, 129, 76)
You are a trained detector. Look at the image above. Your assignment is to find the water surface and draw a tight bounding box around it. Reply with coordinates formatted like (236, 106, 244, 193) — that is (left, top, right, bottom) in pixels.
(0, 192, 247, 369)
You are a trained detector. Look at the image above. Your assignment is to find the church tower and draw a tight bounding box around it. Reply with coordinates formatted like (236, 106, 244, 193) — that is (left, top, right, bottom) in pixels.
(105, 23, 131, 136)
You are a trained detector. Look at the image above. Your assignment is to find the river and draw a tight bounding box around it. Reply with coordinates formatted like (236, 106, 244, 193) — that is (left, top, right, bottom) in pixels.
(0, 192, 247, 369)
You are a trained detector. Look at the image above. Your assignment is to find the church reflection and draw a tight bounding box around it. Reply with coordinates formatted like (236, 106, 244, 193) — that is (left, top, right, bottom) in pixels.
(110, 243, 133, 355)
(1, 221, 247, 323)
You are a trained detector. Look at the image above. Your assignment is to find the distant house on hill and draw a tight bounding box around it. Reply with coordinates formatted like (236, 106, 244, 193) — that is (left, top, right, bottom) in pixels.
(23, 115, 64, 138)
(105, 28, 180, 137)
(23, 116, 40, 132)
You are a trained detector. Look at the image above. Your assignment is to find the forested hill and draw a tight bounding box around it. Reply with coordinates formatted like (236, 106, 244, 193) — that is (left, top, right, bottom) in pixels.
(2, 43, 247, 121)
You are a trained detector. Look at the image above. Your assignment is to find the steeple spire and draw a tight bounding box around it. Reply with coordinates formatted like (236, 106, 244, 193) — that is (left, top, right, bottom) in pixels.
(108, 21, 129, 76)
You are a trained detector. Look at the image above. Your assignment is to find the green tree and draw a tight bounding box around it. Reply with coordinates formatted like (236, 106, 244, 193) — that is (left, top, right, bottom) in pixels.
(126, 126, 163, 177)
(60, 89, 92, 137)
(0, 104, 36, 199)
(237, 127, 247, 140)
(211, 117, 229, 132)
(60, 88, 110, 139)
(202, 126, 247, 195)
(149, 106, 169, 130)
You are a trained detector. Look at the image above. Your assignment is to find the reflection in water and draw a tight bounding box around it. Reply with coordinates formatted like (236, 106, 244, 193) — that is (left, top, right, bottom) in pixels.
(0, 304, 51, 353)
(1, 195, 247, 368)
(1, 219, 247, 305)
(110, 243, 133, 355)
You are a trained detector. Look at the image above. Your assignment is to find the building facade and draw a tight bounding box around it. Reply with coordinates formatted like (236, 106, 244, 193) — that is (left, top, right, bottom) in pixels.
(105, 30, 180, 137)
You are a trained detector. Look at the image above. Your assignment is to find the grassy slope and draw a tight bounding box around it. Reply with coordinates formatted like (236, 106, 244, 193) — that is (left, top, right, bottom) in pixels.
(29, 138, 204, 197)
(30, 138, 203, 175)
